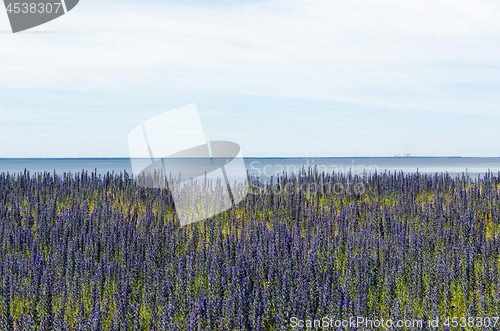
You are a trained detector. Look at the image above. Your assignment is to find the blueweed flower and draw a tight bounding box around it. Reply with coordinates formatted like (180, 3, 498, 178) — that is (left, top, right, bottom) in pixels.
(0, 170, 499, 329)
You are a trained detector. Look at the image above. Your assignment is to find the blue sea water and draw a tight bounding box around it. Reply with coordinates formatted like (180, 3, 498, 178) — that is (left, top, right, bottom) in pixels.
(1, 157, 500, 181)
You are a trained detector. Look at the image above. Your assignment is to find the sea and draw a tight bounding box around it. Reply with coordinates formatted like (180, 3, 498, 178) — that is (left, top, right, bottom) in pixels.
(1, 157, 500, 181)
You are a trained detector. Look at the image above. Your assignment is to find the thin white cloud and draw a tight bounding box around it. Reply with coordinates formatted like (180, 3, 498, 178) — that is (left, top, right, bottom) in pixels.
(1, 0, 500, 115)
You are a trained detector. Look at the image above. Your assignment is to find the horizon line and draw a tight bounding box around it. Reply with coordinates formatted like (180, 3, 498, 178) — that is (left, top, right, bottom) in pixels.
(1, 156, 499, 159)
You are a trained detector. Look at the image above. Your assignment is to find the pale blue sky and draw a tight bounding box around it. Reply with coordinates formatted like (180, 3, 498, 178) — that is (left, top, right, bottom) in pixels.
(1, 0, 500, 157)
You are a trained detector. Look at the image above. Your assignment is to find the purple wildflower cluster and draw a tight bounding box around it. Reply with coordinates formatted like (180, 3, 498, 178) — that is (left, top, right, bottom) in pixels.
(0, 169, 499, 330)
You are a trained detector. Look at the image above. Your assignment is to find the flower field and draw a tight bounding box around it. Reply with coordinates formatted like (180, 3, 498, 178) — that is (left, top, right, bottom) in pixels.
(0, 169, 500, 330)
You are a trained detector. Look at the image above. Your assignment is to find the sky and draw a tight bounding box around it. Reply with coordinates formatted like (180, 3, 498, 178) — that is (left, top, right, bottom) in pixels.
(1, 0, 500, 157)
